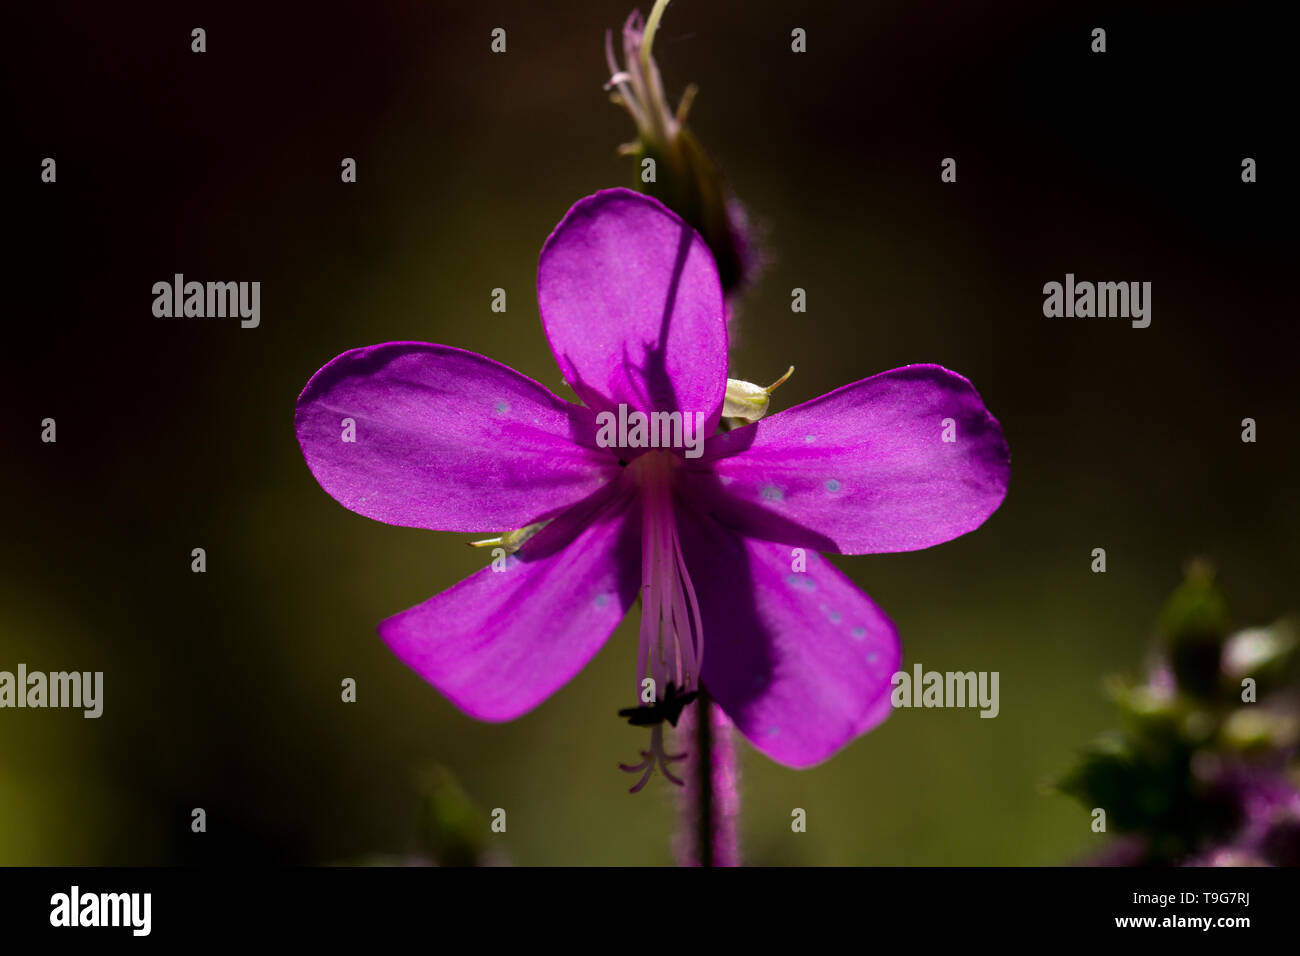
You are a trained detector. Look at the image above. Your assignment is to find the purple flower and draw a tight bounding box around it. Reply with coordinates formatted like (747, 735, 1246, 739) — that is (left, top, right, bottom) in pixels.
(295, 188, 1009, 771)
(1186, 760, 1300, 866)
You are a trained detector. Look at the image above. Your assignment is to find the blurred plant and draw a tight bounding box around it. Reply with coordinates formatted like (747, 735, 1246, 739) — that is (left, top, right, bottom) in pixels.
(417, 764, 504, 867)
(1059, 559, 1300, 865)
(604, 0, 760, 297)
(346, 765, 502, 867)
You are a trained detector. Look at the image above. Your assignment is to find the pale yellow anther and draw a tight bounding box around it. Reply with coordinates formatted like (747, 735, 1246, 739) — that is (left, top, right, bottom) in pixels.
(468, 520, 549, 554)
(722, 366, 795, 422)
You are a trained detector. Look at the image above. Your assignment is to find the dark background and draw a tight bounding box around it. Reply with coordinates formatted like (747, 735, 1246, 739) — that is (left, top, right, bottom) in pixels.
(2, 0, 1294, 864)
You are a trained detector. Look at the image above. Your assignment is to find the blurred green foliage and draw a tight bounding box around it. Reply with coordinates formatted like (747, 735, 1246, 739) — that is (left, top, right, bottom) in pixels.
(1060, 562, 1299, 865)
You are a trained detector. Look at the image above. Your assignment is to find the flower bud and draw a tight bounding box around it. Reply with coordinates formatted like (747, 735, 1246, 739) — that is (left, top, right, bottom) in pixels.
(605, 2, 759, 294)
(1159, 559, 1231, 700)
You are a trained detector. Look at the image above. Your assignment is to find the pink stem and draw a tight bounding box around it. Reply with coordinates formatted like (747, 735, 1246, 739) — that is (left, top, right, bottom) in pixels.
(674, 690, 740, 866)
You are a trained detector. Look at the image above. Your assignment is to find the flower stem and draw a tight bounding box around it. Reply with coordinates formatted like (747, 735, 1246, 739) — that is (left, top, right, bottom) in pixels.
(694, 688, 715, 867)
(675, 687, 740, 866)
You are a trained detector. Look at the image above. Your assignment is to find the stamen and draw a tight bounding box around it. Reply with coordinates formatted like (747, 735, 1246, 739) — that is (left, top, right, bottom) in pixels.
(765, 365, 796, 392)
(467, 521, 549, 554)
(620, 450, 705, 793)
(721, 366, 797, 422)
(673, 518, 705, 684)
(631, 452, 704, 703)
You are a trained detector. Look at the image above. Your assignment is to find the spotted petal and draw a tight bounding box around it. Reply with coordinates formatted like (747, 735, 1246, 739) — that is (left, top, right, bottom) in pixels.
(677, 504, 901, 768)
(682, 364, 1009, 554)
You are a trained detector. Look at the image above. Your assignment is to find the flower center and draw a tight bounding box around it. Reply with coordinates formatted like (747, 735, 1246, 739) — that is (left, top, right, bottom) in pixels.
(626, 450, 704, 706)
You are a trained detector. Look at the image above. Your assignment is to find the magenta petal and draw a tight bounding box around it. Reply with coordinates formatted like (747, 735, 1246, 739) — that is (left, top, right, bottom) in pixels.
(683, 364, 1010, 554)
(537, 189, 728, 429)
(295, 342, 617, 532)
(677, 505, 901, 768)
(379, 489, 640, 721)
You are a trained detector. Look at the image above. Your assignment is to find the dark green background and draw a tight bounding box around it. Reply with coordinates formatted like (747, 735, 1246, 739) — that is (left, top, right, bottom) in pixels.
(3, 0, 1294, 864)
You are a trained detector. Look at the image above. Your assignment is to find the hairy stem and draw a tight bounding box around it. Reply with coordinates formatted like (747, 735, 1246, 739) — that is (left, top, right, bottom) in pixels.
(675, 687, 740, 866)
